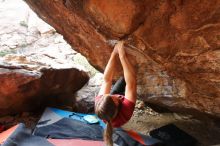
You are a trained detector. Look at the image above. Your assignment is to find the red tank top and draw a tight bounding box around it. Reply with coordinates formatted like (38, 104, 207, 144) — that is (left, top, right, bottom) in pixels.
(95, 95, 135, 127)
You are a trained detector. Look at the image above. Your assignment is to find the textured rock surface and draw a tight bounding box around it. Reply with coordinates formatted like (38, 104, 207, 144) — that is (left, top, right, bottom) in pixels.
(24, 0, 220, 117)
(73, 73, 103, 113)
(0, 54, 89, 116)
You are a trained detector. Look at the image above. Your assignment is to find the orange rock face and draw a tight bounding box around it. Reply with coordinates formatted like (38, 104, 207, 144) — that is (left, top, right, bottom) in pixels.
(25, 0, 220, 117)
(84, 0, 146, 37)
(0, 54, 89, 116)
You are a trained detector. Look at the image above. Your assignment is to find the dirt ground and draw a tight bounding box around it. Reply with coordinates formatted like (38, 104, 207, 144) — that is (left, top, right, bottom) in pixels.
(123, 100, 220, 146)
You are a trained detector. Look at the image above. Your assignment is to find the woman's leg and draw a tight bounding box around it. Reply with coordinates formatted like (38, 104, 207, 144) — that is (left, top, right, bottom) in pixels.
(110, 77, 126, 95)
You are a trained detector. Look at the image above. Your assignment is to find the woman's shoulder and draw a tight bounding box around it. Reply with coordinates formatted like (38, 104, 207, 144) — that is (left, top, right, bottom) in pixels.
(123, 97, 135, 106)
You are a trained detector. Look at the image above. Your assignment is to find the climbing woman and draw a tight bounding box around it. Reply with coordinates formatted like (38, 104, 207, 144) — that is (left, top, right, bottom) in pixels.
(95, 41, 137, 146)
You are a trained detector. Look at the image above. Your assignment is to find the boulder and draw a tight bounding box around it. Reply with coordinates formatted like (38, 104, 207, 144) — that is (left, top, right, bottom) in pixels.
(24, 0, 220, 117)
(73, 73, 103, 113)
(0, 53, 89, 116)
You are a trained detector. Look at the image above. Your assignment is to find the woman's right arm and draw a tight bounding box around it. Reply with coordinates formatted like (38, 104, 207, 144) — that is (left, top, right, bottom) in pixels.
(117, 41, 137, 103)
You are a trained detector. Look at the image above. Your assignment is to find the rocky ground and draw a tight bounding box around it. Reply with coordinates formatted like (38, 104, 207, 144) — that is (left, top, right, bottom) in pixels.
(0, 1, 220, 146)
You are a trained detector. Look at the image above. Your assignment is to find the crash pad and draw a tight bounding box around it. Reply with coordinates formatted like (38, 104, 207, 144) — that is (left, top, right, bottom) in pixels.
(150, 123, 197, 146)
(34, 107, 162, 146)
(0, 123, 53, 146)
(48, 139, 104, 146)
(0, 124, 18, 144)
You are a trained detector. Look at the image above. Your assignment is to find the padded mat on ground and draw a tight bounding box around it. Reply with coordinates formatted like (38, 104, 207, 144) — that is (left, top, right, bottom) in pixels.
(33, 107, 163, 146)
(0, 123, 105, 146)
(113, 128, 163, 146)
(33, 107, 104, 140)
(149, 123, 197, 146)
(0, 123, 53, 146)
(48, 139, 104, 146)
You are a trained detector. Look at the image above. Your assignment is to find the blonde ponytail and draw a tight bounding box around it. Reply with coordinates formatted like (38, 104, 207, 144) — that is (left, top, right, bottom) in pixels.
(104, 120, 113, 146)
(95, 95, 118, 146)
